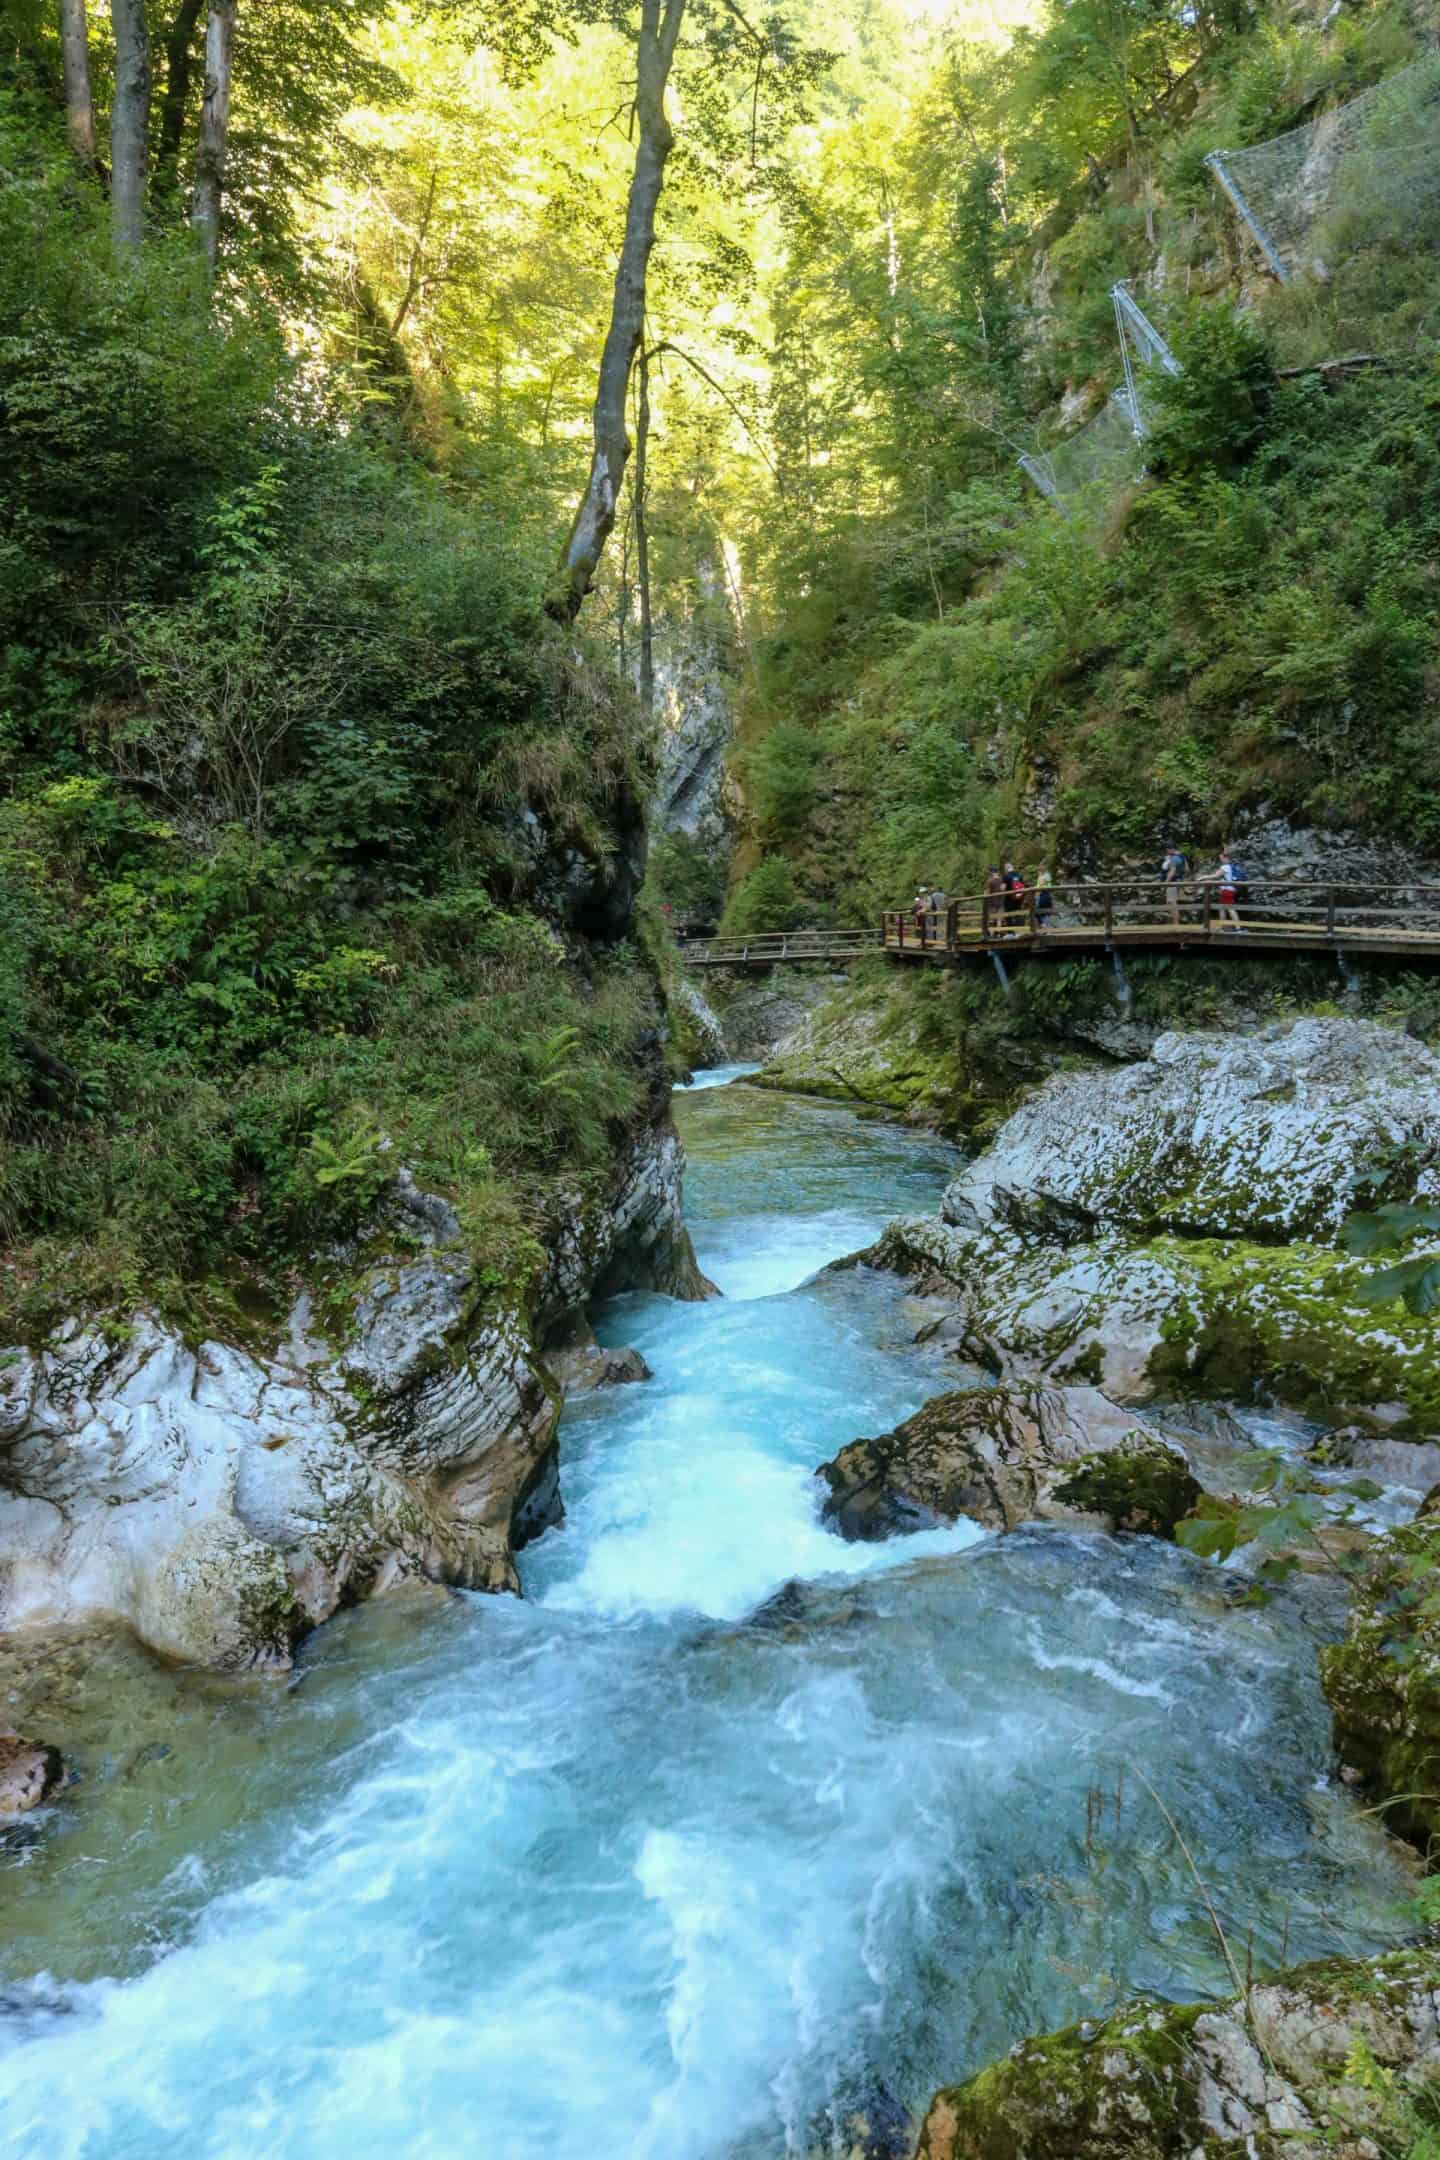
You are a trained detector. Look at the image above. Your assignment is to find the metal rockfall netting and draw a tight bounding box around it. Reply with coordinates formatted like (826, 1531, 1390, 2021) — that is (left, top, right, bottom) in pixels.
(1207, 50, 1440, 282)
(1019, 389, 1143, 511)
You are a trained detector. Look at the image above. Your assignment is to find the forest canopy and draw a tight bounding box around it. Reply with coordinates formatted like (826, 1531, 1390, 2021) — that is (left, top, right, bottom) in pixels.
(3, 0, 1440, 1322)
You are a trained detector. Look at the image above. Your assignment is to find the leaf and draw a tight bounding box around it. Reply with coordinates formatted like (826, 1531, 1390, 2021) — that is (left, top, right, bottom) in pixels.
(1175, 1500, 1241, 1562)
(1340, 1203, 1440, 1257)
(1341, 1479, 1385, 1502)
(1353, 1255, 1440, 1315)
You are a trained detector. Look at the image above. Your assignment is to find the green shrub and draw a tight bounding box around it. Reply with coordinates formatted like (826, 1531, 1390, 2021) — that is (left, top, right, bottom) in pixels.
(720, 856, 806, 934)
(1144, 305, 1276, 477)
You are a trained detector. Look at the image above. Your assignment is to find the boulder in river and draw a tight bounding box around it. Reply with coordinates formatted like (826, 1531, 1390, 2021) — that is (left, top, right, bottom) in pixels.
(869, 1020, 1440, 1436)
(818, 1384, 1200, 1539)
(0, 1735, 63, 1817)
(914, 1940, 1440, 2160)
(944, 1018, 1440, 1245)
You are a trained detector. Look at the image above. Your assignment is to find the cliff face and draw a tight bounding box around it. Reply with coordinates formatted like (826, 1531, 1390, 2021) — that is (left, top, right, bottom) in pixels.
(0, 1100, 704, 1671)
(0, 717, 709, 1671)
(650, 603, 739, 873)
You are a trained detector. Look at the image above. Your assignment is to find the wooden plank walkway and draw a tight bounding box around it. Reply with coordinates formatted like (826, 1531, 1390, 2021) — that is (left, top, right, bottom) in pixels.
(677, 884, 1440, 973)
(678, 928, 880, 970)
(882, 881, 1440, 962)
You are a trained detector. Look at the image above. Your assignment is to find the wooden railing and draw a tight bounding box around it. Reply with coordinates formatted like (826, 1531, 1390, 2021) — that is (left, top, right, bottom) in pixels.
(881, 881, 1440, 957)
(678, 927, 881, 969)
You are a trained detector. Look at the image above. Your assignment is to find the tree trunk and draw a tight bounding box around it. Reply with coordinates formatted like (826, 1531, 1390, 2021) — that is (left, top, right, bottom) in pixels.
(634, 344, 655, 723)
(546, 0, 686, 624)
(59, 0, 97, 168)
(109, 0, 151, 254)
(155, 0, 206, 194)
(190, 0, 236, 275)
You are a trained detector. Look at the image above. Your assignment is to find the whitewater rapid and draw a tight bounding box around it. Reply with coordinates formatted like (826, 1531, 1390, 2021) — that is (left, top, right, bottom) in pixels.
(0, 1079, 1413, 2160)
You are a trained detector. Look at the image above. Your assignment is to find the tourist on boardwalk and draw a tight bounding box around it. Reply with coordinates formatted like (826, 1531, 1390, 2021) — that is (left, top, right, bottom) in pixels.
(1160, 843, 1187, 922)
(1212, 852, 1242, 931)
(984, 866, 1004, 931)
(1034, 863, 1054, 931)
(1002, 859, 1025, 930)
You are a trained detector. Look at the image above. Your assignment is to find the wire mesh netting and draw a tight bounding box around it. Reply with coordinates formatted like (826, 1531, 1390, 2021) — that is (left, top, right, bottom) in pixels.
(1018, 389, 1143, 508)
(1208, 50, 1440, 281)
(1019, 55, 1440, 509)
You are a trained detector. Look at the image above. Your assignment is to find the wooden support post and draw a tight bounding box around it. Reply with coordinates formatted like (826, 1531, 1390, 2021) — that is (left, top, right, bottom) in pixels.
(946, 902, 958, 955)
(1325, 887, 1336, 938)
(1028, 888, 1037, 939)
(1202, 887, 1211, 937)
(1104, 887, 1114, 942)
(982, 896, 992, 943)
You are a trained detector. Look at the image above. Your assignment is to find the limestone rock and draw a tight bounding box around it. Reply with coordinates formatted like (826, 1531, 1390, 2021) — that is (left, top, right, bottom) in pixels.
(755, 977, 955, 1110)
(651, 596, 739, 870)
(0, 1112, 704, 1670)
(0, 1295, 551, 1670)
(671, 976, 728, 1067)
(0, 1735, 63, 1816)
(1322, 1516, 1440, 1851)
(817, 1384, 1198, 1539)
(716, 971, 838, 1061)
(542, 1318, 652, 1396)
(540, 1116, 712, 1315)
(915, 1942, 1440, 2160)
(874, 1210, 1440, 1433)
(943, 1019, 1440, 1245)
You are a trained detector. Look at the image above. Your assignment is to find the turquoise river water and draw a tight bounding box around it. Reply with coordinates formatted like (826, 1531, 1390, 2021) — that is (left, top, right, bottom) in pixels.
(0, 1079, 1415, 2158)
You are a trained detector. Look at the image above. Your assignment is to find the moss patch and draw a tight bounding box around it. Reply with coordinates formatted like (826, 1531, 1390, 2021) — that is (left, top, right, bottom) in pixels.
(1052, 1435, 1201, 1537)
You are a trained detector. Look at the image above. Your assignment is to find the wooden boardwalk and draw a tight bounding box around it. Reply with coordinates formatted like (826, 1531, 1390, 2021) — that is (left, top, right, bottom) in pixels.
(678, 928, 880, 970)
(676, 884, 1440, 974)
(883, 881, 1440, 963)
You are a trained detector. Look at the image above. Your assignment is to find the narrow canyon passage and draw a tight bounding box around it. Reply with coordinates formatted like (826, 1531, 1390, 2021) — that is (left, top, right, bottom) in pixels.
(0, 1082, 1413, 2159)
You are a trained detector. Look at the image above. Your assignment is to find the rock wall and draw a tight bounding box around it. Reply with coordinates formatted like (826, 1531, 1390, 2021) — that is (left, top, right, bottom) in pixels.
(1322, 1508, 1440, 1851)
(650, 594, 740, 882)
(752, 972, 964, 1109)
(0, 1111, 705, 1671)
(713, 969, 842, 1061)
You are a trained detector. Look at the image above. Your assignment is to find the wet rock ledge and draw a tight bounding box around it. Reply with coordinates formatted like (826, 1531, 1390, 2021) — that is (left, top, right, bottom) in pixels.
(0, 1102, 705, 1673)
(818, 1383, 1199, 1540)
(915, 1940, 1440, 2160)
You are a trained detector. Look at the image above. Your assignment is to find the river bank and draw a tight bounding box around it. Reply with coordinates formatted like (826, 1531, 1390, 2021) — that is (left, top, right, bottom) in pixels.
(1, 1071, 1427, 2158)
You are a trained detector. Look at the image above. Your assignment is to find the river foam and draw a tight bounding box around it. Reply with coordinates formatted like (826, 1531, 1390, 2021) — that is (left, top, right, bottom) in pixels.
(0, 1078, 1415, 2160)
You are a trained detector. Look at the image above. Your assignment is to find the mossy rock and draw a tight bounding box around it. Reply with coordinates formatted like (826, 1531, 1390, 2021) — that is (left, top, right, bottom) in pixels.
(1051, 1434, 1201, 1537)
(1321, 1518, 1440, 1855)
(818, 1384, 1196, 1539)
(916, 1941, 1440, 2160)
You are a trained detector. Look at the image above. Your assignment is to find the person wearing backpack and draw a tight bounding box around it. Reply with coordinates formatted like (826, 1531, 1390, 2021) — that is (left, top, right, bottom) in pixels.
(1160, 843, 1188, 924)
(1214, 850, 1242, 931)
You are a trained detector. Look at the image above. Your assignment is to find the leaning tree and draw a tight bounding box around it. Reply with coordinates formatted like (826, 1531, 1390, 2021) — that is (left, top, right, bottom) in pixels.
(471, 0, 823, 624)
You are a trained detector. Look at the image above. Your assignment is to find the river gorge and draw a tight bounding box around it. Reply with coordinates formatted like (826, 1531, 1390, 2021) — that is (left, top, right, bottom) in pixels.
(0, 1068, 1424, 2159)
